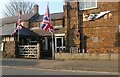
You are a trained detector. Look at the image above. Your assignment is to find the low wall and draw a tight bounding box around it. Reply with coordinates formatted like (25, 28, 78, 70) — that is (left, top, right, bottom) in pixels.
(2, 41, 16, 58)
(55, 53, 118, 60)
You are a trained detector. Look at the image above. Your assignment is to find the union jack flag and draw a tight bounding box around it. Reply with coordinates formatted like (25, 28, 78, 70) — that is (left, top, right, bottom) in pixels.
(41, 5, 53, 33)
(11, 9, 23, 35)
(16, 9, 23, 31)
(15, 19, 22, 31)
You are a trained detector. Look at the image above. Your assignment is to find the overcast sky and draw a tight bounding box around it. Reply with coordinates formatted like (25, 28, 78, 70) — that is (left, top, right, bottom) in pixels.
(0, 0, 64, 18)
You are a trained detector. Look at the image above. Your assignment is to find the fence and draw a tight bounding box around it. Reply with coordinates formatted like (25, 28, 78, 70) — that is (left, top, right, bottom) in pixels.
(55, 53, 118, 60)
(18, 44, 40, 59)
(55, 47, 118, 60)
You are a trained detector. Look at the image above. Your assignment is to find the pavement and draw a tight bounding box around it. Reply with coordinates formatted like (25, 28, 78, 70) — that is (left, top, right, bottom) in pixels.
(1, 58, 119, 73)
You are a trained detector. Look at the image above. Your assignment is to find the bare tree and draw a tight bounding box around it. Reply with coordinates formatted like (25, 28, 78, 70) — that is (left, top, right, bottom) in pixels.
(3, 0, 34, 17)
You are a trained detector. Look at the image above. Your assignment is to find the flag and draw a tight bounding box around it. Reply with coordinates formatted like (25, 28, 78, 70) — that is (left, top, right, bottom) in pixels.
(16, 9, 23, 31)
(41, 5, 53, 33)
(16, 19, 23, 31)
(11, 9, 23, 35)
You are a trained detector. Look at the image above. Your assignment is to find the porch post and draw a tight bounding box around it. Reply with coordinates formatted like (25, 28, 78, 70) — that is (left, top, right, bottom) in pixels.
(37, 42, 40, 59)
(55, 37, 56, 52)
(45, 37, 48, 50)
(52, 33, 55, 60)
(62, 37, 63, 50)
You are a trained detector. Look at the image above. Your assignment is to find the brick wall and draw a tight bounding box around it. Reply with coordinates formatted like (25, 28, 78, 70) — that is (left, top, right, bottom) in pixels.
(118, 1, 120, 52)
(64, 2, 119, 53)
(55, 53, 118, 60)
(54, 19, 63, 26)
(33, 22, 40, 28)
(2, 41, 16, 58)
(64, 2, 80, 51)
(83, 2, 119, 53)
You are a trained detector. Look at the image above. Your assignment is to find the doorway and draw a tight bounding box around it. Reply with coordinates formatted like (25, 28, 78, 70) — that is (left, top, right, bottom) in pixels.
(55, 37, 66, 52)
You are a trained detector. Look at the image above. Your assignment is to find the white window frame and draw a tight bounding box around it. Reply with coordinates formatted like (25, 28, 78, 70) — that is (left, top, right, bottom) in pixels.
(55, 36, 66, 52)
(79, 0, 97, 10)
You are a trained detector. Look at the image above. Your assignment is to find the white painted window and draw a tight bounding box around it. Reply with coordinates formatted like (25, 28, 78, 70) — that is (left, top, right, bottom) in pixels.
(2, 37, 14, 41)
(79, 0, 97, 10)
(1, 42, 4, 51)
(10, 37, 14, 41)
(3, 37, 5, 41)
(6, 37, 9, 41)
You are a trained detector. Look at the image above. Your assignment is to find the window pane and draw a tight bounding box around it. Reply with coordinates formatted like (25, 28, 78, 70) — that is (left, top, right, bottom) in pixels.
(86, 2, 91, 8)
(91, 1, 96, 7)
(80, 0, 97, 10)
(63, 38, 65, 46)
(57, 38, 62, 46)
(79, 2, 85, 10)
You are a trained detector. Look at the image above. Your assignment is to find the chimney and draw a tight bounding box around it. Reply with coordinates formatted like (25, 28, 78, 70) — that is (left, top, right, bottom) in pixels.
(34, 4, 39, 14)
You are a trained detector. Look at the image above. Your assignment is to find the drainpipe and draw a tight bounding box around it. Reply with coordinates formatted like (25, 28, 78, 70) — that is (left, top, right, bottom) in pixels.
(78, 2, 84, 54)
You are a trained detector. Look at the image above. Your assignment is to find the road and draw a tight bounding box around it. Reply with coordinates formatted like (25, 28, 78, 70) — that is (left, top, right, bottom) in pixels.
(0, 58, 119, 76)
(1, 66, 119, 75)
(1, 58, 38, 66)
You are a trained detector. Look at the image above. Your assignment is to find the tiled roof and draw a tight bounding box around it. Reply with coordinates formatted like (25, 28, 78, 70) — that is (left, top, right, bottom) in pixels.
(33, 28, 65, 37)
(0, 12, 64, 36)
(0, 12, 64, 25)
(54, 28, 65, 34)
(51, 12, 64, 20)
(1, 13, 35, 25)
(34, 12, 64, 22)
(0, 24, 14, 35)
(32, 29, 52, 36)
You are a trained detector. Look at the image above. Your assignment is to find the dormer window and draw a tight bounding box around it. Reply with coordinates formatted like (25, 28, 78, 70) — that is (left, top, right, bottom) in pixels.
(79, 0, 97, 10)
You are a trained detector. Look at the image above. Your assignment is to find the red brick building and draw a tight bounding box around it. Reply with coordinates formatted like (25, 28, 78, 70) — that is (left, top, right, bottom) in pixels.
(64, 1, 120, 53)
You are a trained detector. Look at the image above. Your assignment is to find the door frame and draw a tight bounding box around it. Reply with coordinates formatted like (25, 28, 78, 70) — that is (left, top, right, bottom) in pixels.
(54, 34, 65, 52)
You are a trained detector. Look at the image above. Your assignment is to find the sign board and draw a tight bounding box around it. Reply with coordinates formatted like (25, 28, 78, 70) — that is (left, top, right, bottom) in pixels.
(70, 47, 78, 53)
(92, 37, 98, 42)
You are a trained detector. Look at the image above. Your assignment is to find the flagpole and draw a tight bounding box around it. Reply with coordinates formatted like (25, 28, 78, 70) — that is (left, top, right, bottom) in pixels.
(47, 2, 55, 60)
(17, 10, 20, 42)
(17, 9, 21, 42)
(18, 29, 19, 42)
(52, 32, 55, 60)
